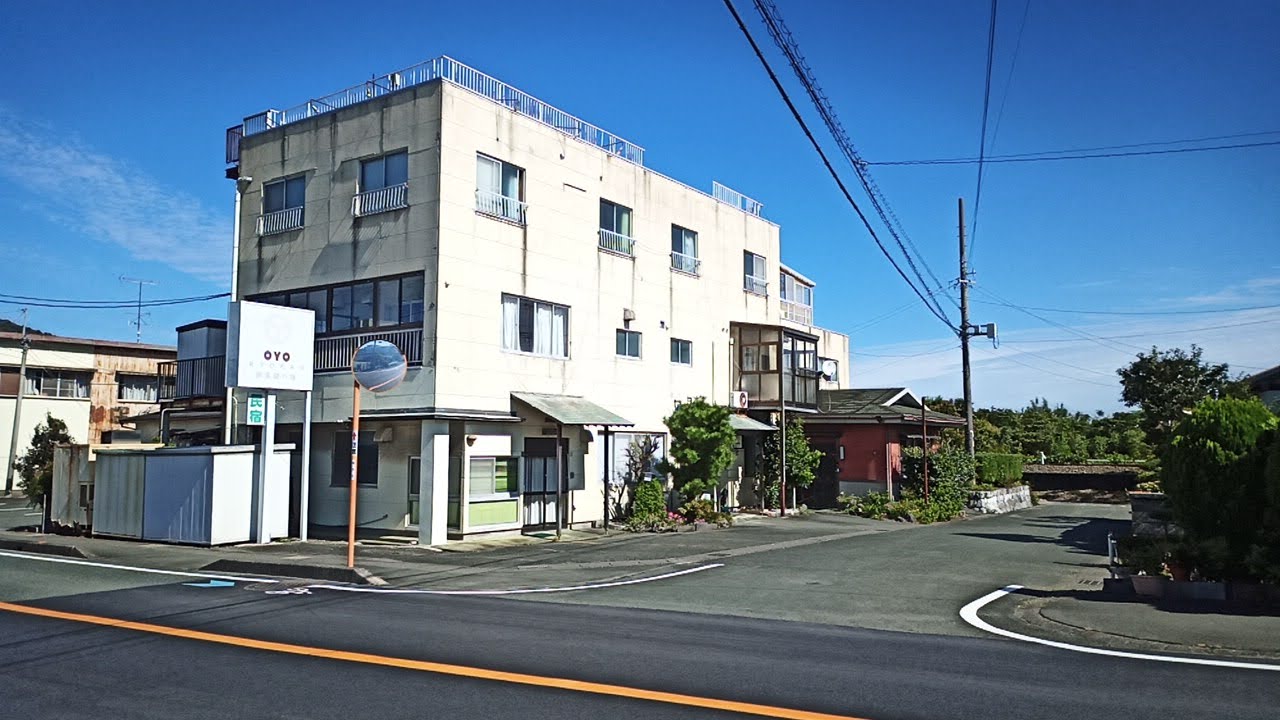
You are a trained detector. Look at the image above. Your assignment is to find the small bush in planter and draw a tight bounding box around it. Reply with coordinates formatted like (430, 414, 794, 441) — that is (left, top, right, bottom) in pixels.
(678, 498, 716, 523)
(1117, 536, 1168, 576)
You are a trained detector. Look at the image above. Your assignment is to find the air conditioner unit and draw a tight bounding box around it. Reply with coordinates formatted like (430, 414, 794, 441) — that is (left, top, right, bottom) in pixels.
(730, 391, 749, 409)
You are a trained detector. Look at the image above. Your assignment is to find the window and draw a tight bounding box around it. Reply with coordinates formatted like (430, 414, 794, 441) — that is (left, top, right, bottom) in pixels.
(599, 200, 634, 255)
(501, 294, 568, 357)
(469, 457, 517, 497)
(744, 252, 768, 295)
(305, 290, 329, 334)
(255, 274, 422, 335)
(260, 176, 305, 234)
(616, 329, 642, 359)
(331, 282, 374, 332)
(476, 154, 525, 223)
(332, 431, 378, 486)
(360, 151, 408, 192)
(0, 367, 20, 396)
(670, 338, 692, 365)
(671, 226, 700, 274)
(27, 370, 91, 399)
(779, 273, 813, 306)
(117, 374, 158, 403)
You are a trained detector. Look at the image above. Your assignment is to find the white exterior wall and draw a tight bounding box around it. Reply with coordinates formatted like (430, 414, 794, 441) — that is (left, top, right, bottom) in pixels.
(1, 342, 95, 487)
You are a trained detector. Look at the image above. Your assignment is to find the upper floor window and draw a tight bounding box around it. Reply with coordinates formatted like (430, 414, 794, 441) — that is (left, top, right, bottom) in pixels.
(253, 273, 423, 335)
(744, 252, 768, 295)
(117, 374, 159, 403)
(259, 176, 305, 235)
(779, 273, 813, 306)
(671, 226, 700, 275)
(354, 151, 409, 217)
(476, 154, 526, 224)
(599, 200, 634, 256)
(616, 329, 642, 359)
(26, 370, 91, 399)
(502, 293, 568, 358)
(670, 338, 692, 365)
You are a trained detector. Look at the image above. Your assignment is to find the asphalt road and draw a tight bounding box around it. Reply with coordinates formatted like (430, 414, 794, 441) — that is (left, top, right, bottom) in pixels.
(3, 538, 1278, 719)
(0, 494, 41, 531)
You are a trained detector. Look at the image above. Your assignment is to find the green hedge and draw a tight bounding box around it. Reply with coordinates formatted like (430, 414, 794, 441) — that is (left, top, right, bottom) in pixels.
(976, 453, 1024, 487)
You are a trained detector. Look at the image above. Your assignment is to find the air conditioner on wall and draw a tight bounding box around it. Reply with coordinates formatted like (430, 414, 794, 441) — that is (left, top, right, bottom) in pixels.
(730, 391, 749, 409)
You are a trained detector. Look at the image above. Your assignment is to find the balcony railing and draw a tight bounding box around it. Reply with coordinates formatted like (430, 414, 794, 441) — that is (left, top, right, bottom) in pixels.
(476, 189, 527, 225)
(158, 355, 226, 401)
(256, 206, 304, 236)
(712, 181, 764, 217)
(352, 183, 409, 217)
(781, 299, 814, 326)
(671, 251, 701, 275)
(316, 328, 423, 373)
(227, 56, 644, 169)
(744, 276, 769, 296)
(598, 229, 635, 257)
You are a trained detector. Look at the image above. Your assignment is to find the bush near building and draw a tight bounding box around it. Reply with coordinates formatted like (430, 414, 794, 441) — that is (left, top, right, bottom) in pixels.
(975, 453, 1024, 488)
(658, 398, 736, 504)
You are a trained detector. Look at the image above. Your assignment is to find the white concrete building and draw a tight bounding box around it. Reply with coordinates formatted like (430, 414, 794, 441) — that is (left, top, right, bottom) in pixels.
(222, 56, 848, 544)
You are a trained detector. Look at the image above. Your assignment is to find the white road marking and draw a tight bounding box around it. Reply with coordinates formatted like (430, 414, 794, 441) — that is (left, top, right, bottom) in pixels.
(303, 563, 726, 596)
(0, 549, 278, 584)
(960, 585, 1280, 672)
(0, 507, 32, 512)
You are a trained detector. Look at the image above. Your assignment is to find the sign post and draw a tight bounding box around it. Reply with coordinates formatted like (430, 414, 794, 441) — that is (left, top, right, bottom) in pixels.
(347, 340, 408, 568)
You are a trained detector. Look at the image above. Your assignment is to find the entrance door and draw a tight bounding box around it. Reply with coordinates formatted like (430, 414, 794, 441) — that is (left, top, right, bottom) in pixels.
(408, 456, 421, 527)
(522, 438, 567, 530)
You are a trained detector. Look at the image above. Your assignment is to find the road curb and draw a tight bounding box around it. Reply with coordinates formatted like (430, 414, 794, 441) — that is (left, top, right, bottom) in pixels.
(0, 538, 88, 559)
(202, 559, 385, 586)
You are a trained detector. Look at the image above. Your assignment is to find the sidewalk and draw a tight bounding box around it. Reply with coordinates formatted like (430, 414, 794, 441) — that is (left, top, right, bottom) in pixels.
(0, 510, 899, 591)
(984, 583, 1280, 662)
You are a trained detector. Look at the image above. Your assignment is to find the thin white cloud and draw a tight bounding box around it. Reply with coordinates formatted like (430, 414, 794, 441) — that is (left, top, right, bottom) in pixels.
(0, 116, 228, 283)
(1182, 276, 1280, 306)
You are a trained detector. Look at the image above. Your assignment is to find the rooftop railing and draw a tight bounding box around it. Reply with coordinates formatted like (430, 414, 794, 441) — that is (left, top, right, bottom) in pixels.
(713, 181, 763, 217)
(227, 56, 645, 167)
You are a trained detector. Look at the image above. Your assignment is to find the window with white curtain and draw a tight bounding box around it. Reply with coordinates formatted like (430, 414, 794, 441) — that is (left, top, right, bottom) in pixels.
(117, 374, 158, 402)
(501, 294, 569, 358)
(476, 154, 525, 223)
(27, 370, 91, 399)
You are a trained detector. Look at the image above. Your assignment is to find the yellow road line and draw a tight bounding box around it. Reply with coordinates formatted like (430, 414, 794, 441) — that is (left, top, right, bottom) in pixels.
(0, 601, 869, 720)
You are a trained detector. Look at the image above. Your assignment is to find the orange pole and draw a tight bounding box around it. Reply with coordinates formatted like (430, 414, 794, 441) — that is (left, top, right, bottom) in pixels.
(347, 381, 361, 569)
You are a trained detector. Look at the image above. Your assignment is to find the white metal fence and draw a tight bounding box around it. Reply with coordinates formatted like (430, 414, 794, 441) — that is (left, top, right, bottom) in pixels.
(713, 181, 764, 217)
(256, 207, 304, 236)
(670, 251, 701, 275)
(598, 229, 635, 256)
(476, 189, 527, 224)
(352, 183, 409, 217)
(744, 275, 769, 295)
(315, 328, 422, 372)
(781, 300, 813, 326)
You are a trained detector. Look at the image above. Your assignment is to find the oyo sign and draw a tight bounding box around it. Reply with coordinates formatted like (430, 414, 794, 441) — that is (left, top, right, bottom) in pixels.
(226, 301, 315, 391)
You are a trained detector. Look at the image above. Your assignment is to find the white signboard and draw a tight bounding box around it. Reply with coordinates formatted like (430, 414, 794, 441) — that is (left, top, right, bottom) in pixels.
(246, 393, 266, 426)
(226, 301, 315, 391)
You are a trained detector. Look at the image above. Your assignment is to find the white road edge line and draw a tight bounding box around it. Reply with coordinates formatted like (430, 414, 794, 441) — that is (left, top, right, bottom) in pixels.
(0, 549, 278, 584)
(305, 563, 726, 595)
(960, 584, 1280, 672)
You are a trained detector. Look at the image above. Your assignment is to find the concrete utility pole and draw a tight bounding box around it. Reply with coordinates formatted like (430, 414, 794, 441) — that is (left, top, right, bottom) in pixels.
(5, 309, 30, 496)
(957, 198, 976, 457)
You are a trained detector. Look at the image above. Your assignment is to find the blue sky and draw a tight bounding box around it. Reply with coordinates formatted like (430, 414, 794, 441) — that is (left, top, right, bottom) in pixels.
(1, 0, 1277, 412)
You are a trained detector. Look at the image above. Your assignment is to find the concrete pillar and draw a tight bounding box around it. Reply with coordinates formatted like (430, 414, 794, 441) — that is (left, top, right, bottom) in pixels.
(447, 420, 466, 535)
(417, 421, 448, 546)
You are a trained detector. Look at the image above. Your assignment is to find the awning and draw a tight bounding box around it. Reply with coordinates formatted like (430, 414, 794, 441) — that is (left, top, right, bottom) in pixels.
(512, 392, 633, 427)
(729, 414, 776, 432)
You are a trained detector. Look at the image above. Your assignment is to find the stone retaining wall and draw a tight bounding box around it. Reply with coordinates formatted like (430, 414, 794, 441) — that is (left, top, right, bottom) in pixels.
(968, 485, 1032, 514)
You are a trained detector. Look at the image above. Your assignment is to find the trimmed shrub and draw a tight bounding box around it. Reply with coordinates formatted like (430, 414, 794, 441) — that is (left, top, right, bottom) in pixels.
(839, 492, 892, 520)
(633, 479, 667, 522)
(976, 453, 1024, 487)
(678, 499, 716, 523)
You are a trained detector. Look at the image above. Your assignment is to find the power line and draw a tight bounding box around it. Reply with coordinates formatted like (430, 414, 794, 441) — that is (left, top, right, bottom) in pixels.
(868, 137, 1280, 166)
(988, 0, 1031, 153)
(969, 0, 999, 263)
(974, 299, 1280, 316)
(997, 315, 1280, 344)
(976, 287, 1142, 353)
(0, 292, 228, 309)
(750, 0, 957, 317)
(976, 347, 1117, 388)
(722, 0, 958, 332)
(853, 342, 960, 359)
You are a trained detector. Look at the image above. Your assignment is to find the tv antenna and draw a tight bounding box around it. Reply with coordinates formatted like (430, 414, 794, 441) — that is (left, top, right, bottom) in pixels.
(120, 276, 157, 343)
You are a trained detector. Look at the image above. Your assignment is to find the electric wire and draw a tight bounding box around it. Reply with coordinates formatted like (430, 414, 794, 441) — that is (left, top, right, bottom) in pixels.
(0, 292, 229, 310)
(969, 0, 1000, 263)
(973, 299, 1280, 316)
(976, 347, 1117, 388)
(722, 0, 958, 332)
(987, 0, 1031, 153)
(868, 138, 1280, 166)
(999, 316, 1280, 345)
(976, 287, 1143, 353)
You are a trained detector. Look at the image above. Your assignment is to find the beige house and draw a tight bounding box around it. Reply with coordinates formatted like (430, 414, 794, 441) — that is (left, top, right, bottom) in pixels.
(1, 331, 174, 491)
(223, 56, 848, 544)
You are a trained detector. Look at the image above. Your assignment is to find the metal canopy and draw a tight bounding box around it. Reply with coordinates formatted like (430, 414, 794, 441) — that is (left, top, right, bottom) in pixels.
(728, 414, 776, 432)
(511, 392, 633, 427)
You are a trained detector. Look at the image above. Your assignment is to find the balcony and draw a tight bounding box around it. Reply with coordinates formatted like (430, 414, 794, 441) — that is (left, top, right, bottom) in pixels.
(598, 229, 635, 257)
(476, 189, 526, 225)
(781, 299, 813, 326)
(352, 183, 408, 218)
(316, 328, 423, 373)
(158, 356, 225, 401)
(671, 251, 701, 275)
(744, 275, 769, 296)
(256, 207, 304, 236)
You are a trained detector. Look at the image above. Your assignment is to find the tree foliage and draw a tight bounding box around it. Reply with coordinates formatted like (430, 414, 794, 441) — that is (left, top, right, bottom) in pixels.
(16, 413, 74, 507)
(899, 446, 973, 523)
(610, 435, 661, 520)
(1118, 345, 1245, 447)
(1162, 397, 1277, 579)
(658, 398, 736, 503)
(755, 417, 823, 509)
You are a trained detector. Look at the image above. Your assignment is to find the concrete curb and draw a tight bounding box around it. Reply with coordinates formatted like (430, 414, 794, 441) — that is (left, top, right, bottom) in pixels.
(202, 559, 386, 586)
(0, 538, 88, 559)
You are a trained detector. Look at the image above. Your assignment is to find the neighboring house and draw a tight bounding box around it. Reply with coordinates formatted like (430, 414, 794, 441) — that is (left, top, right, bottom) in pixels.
(130, 320, 229, 446)
(221, 55, 849, 544)
(1249, 363, 1280, 412)
(1, 331, 174, 483)
(802, 388, 965, 506)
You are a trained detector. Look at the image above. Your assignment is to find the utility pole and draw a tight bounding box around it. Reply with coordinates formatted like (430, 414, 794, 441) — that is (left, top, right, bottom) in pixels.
(957, 198, 976, 457)
(5, 309, 30, 496)
(120, 276, 156, 343)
